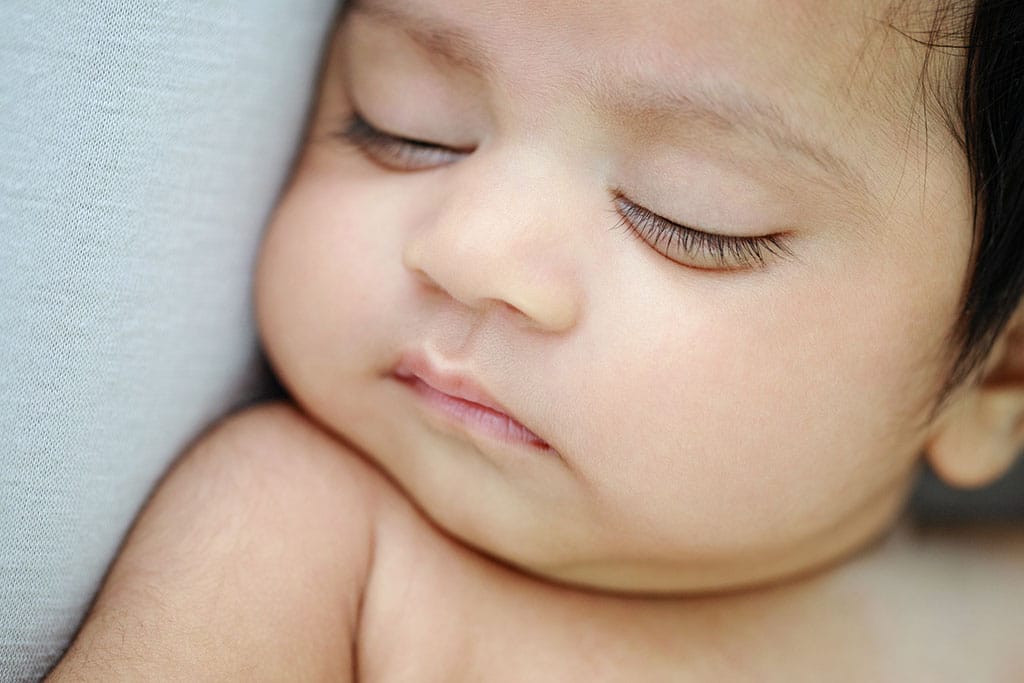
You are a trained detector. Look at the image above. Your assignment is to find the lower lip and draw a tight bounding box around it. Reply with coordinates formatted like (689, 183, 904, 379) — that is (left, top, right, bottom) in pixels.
(397, 375, 550, 450)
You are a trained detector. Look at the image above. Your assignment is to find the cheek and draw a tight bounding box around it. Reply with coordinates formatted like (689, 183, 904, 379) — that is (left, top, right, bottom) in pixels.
(254, 165, 403, 411)
(568, 236, 963, 552)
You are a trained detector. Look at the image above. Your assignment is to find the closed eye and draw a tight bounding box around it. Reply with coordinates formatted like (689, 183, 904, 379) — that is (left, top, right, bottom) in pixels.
(332, 111, 469, 171)
(611, 192, 794, 272)
(333, 112, 793, 272)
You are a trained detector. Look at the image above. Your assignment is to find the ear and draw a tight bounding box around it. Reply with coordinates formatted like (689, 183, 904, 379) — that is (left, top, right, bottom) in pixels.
(925, 306, 1024, 489)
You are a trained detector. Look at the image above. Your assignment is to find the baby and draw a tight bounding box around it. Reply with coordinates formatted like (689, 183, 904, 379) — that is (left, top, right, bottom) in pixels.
(50, 0, 1024, 680)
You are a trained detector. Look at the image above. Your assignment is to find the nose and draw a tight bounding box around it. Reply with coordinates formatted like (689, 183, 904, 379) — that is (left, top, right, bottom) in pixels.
(401, 162, 584, 333)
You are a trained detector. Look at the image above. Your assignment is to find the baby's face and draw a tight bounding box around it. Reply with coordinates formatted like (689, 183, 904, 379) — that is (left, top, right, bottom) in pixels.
(257, 0, 973, 593)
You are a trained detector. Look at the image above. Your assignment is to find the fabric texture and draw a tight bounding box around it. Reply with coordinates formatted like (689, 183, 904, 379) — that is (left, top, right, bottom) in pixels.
(0, 2, 336, 679)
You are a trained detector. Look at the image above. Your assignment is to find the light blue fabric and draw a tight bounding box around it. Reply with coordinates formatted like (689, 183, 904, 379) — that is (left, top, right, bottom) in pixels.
(0, 2, 337, 679)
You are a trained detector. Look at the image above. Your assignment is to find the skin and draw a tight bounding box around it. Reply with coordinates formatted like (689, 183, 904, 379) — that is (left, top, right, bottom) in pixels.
(255, 0, 1021, 597)
(44, 1, 1024, 678)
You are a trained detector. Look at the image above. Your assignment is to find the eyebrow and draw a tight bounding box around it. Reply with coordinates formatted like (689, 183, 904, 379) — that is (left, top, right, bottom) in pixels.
(589, 74, 871, 196)
(346, 0, 871, 196)
(346, 0, 496, 78)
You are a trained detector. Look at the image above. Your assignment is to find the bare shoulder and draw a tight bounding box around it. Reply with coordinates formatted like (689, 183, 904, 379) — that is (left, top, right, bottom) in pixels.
(49, 400, 389, 682)
(196, 400, 420, 562)
(157, 399, 393, 583)
(197, 399, 397, 502)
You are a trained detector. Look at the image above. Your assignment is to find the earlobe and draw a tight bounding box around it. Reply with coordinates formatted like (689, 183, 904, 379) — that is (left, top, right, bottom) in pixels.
(925, 311, 1024, 489)
(925, 388, 1024, 489)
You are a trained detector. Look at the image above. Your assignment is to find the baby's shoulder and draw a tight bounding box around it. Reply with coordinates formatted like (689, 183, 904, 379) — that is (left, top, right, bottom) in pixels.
(216, 402, 492, 678)
(205, 399, 392, 496)
(49, 400, 398, 680)
(212, 399, 434, 551)
(203, 406, 1024, 681)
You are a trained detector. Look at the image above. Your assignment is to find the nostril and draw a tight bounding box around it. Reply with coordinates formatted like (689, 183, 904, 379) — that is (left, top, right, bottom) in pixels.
(410, 265, 439, 291)
(499, 300, 525, 317)
(494, 298, 547, 325)
(402, 230, 581, 333)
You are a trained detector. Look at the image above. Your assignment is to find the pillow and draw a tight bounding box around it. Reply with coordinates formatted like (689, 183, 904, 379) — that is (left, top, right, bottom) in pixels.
(0, 1, 337, 678)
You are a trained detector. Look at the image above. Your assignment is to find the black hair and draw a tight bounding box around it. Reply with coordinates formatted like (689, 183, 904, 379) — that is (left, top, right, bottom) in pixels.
(929, 0, 1024, 406)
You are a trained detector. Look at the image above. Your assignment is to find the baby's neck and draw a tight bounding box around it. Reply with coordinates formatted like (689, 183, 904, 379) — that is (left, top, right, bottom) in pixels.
(373, 473, 1023, 680)
(629, 517, 1022, 679)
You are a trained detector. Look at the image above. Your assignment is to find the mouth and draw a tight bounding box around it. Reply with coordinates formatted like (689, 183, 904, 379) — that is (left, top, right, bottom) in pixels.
(392, 351, 551, 451)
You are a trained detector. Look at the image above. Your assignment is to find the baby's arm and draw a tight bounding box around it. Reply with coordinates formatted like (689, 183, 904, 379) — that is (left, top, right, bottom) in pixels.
(46, 402, 377, 681)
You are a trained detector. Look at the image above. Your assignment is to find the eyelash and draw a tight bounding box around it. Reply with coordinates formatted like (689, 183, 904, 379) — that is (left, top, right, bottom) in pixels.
(333, 112, 467, 169)
(334, 111, 793, 271)
(610, 195, 793, 271)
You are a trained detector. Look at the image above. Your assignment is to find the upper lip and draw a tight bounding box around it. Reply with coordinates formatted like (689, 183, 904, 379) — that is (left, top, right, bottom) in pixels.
(392, 350, 519, 418)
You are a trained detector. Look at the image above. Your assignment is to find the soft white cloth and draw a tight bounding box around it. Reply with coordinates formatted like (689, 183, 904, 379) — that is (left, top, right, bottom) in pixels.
(0, 2, 336, 679)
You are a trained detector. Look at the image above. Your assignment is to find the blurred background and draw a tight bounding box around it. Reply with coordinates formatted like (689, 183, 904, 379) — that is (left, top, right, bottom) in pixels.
(911, 456, 1024, 524)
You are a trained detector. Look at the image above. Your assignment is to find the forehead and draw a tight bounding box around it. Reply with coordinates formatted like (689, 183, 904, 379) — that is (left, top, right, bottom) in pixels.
(345, 0, 955, 200)
(345, 0, 914, 106)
